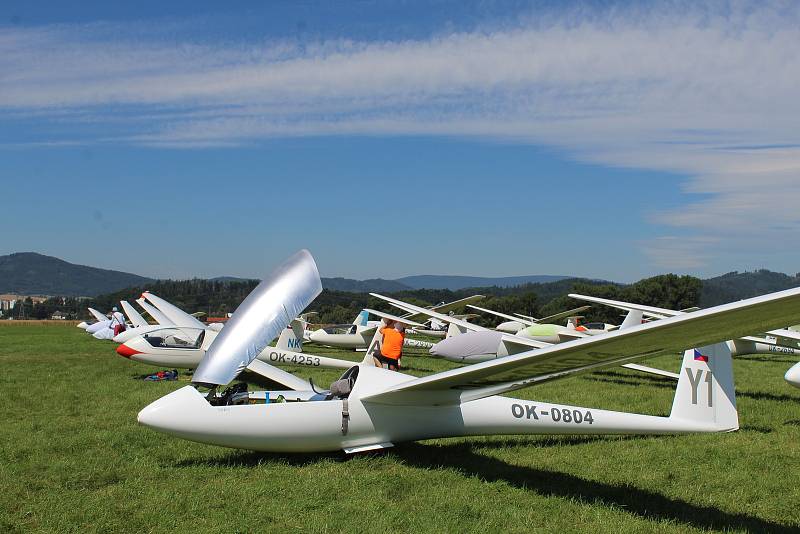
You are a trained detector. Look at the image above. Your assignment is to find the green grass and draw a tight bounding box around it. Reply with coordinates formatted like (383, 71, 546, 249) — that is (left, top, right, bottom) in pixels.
(1, 325, 799, 533)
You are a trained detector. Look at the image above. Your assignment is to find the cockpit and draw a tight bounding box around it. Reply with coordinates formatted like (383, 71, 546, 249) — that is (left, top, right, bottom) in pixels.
(208, 365, 360, 406)
(143, 327, 206, 349)
(583, 322, 607, 331)
(320, 324, 359, 335)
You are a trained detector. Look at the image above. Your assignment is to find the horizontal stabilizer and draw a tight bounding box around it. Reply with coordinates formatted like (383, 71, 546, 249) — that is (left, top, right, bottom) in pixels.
(246, 359, 311, 391)
(620, 363, 679, 380)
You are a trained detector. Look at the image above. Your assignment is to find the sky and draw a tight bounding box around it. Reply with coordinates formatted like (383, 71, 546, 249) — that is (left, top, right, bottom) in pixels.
(2, 0, 800, 282)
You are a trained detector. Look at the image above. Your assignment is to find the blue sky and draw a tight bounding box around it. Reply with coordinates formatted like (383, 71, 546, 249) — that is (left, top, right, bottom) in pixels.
(2, 1, 800, 281)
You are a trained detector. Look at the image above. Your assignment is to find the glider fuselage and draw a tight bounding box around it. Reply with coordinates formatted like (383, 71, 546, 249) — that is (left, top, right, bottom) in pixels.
(138, 361, 728, 453)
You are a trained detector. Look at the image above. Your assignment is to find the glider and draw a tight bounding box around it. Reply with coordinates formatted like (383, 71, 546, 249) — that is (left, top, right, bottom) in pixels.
(467, 304, 594, 337)
(138, 250, 800, 453)
(117, 316, 357, 371)
(372, 293, 672, 378)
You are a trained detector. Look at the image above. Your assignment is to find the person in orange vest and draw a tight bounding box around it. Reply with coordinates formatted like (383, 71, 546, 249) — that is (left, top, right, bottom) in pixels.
(374, 319, 405, 371)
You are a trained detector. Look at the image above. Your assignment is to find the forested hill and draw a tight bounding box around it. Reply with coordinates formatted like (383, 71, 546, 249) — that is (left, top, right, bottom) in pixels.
(83, 275, 688, 326)
(11, 263, 799, 325)
(700, 270, 800, 307)
(84, 270, 797, 325)
(0, 252, 154, 297)
(321, 277, 411, 292)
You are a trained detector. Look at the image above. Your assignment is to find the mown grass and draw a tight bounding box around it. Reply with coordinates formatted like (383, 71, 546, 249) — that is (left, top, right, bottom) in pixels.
(1, 325, 799, 533)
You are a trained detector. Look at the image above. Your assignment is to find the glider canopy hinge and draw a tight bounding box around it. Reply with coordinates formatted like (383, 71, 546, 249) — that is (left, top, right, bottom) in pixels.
(341, 399, 350, 435)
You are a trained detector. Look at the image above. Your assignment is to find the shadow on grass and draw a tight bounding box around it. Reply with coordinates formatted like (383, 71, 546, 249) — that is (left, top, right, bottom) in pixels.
(462, 434, 652, 450)
(739, 425, 773, 434)
(398, 365, 435, 373)
(736, 390, 800, 403)
(393, 441, 797, 533)
(783, 419, 800, 427)
(736, 355, 799, 364)
(584, 376, 674, 389)
(172, 434, 794, 530)
(174, 435, 643, 470)
(586, 374, 800, 403)
(175, 449, 345, 468)
(589, 370, 677, 386)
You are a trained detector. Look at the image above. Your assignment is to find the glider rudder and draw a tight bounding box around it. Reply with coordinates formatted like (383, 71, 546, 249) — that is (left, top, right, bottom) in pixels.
(669, 342, 738, 432)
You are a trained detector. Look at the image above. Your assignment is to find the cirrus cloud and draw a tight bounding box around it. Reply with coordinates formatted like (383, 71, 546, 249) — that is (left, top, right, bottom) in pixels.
(2, 1, 800, 272)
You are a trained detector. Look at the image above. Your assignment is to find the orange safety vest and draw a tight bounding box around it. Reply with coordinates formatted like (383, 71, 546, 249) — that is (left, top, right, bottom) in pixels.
(380, 327, 404, 360)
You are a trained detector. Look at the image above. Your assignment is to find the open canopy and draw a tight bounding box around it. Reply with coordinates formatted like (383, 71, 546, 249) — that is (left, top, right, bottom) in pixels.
(192, 249, 322, 387)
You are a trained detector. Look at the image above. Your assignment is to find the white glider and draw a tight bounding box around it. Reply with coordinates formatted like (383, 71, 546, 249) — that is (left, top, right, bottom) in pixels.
(373, 293, 669, 378)
(467, 304, 593, 337)
(138, 250, 800, 453)
(118, 312, 356, 371)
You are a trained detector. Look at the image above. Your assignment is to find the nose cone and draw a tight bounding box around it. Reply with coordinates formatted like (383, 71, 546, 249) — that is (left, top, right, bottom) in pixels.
(138, 386, 208, 435)
(496, 321, 523, 334)
(113, 329, 136, 343)
(785, 362, 800, 388)
(116, 343, 142, 359)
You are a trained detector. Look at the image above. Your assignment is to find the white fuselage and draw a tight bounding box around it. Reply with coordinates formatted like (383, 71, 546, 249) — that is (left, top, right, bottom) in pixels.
(786, 362, 800, 388)
(308, 329, 372, 349)
(138, 364, 725, 453)
(119, 329, 355, 370)
(308, 328, 433, 350)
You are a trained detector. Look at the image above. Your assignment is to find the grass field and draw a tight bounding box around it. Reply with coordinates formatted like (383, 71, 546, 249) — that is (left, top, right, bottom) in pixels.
(1, 324, 799, 533)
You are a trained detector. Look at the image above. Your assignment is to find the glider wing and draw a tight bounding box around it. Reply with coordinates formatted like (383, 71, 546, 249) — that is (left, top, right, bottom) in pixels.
(362, 287, 800, 405)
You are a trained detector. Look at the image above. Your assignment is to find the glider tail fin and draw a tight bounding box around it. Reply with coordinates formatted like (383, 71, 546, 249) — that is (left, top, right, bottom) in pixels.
(446, 322, 469, 339)
(619, 309, 643, 330)
(361, 326, 384, 364)
(353, 310, 369, 327)
(669, 341, 738, 432)
(276, 319, 305, 352)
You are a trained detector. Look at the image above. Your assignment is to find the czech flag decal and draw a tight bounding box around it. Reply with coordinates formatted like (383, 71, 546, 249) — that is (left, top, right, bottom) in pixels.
(693, 349, 709, 362)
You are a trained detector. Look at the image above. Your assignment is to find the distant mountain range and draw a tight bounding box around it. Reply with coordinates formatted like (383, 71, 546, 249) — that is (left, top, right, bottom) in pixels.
(214, 274, 571, 291)
(0, 252, 572, 295)
(395, 274, 570, 290)
(0, 252, 155, 297)
(3, 252, 798, 304)
(211, 276, 410, 292)
(321, 277, 411, 292)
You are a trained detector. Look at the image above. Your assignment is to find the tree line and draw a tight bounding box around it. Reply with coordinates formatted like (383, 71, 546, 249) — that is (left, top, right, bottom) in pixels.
(37, 274, 702, 327)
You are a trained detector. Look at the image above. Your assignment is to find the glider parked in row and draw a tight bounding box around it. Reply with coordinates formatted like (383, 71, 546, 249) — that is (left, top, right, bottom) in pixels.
(138, 250, 800, 453)
(372, 293, 674, 378)
(117, 316, 357, 371)
(306, 296, 483, 350)
(468, 304, 594, 339)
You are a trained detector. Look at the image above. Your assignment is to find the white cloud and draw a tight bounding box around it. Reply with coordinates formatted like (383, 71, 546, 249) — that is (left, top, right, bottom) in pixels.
(2, 2, 800, 272)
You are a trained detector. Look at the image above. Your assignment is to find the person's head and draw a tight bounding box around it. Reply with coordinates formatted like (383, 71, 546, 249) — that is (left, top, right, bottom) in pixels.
(395, 322, 405, 333)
